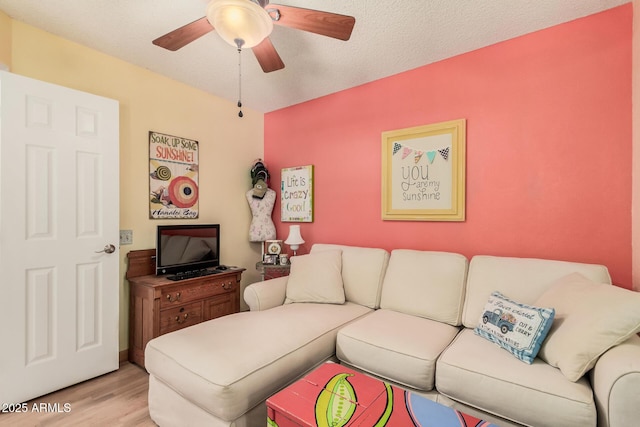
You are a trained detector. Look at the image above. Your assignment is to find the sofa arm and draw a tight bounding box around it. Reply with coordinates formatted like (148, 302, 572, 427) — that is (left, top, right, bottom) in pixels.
(590, 334, 640, 427)
(243, 277, 288, 311)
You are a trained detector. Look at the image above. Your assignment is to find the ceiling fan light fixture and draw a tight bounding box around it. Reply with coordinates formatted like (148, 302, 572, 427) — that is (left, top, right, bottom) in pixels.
(207, 0, 273, 49)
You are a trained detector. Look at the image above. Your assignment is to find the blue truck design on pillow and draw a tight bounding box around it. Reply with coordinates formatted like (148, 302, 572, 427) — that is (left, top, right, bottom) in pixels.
(482, 309, 516, 334)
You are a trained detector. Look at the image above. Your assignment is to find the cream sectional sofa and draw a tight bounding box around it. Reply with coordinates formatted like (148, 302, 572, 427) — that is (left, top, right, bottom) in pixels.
(144, 243, 640, 427)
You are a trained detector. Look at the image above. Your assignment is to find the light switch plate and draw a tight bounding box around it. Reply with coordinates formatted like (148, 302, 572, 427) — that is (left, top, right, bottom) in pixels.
(120, 229, 133, 245)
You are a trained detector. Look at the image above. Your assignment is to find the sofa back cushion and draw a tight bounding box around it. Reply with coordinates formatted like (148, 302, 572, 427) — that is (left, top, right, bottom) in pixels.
(379, 250, 468, 326)
(310, 244, 390, 309)
(461, 255, 611, 328)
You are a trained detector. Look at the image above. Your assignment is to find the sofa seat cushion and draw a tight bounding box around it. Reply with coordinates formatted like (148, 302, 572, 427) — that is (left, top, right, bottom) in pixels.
(145, 302, 372, 422)
(437, 329, 596, 427)
(336, 309, 460, 390)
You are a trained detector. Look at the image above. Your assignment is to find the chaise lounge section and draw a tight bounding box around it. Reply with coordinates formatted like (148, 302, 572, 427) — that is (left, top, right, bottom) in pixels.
(145, 244, 389, 426)
(144, 243, 640, 426)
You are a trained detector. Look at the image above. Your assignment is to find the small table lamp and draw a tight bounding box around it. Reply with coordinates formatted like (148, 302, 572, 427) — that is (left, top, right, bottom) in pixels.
(284, 225, 305, 256)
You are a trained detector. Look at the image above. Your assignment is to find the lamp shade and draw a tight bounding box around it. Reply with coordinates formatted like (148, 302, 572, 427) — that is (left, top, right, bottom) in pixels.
(207, 0, 273, 49)
(285, 225, 305, 253)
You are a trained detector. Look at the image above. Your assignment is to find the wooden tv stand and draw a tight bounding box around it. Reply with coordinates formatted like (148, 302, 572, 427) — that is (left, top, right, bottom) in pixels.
(126, 249, 245, 368)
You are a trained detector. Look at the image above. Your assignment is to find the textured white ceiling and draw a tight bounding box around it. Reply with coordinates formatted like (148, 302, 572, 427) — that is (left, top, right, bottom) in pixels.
(0, 0, 630, 112)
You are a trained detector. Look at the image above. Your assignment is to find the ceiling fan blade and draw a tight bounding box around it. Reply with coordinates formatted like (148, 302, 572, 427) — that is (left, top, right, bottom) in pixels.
(252, 37, 285, 73)
(152, 17, 214, 51)
(269, 5, 355, 41)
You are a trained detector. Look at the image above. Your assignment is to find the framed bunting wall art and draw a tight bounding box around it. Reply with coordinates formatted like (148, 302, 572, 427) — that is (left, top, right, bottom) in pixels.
(149, 131, 199, 219)
(281, 165, 314, 222)
(381, 119, 466, 221)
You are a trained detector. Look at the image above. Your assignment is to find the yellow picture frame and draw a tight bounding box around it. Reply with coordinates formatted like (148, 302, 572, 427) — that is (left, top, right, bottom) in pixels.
(381, 119, 466, 221)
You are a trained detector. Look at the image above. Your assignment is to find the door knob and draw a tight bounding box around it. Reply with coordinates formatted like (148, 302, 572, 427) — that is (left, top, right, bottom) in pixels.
(95, 244, 116, 254)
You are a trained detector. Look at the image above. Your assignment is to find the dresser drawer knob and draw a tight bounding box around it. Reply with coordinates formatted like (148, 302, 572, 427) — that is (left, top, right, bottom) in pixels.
(175, 313, 189, 324)
(222, 281, 233, 290)
(166, 292, 181, 302)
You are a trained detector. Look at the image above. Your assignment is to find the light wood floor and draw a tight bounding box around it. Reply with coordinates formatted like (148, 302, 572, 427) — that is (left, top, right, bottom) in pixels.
(0, 362, 156, 427)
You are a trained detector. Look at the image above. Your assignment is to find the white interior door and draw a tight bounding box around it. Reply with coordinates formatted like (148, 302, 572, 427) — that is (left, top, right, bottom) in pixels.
(0, 71, 120, 404)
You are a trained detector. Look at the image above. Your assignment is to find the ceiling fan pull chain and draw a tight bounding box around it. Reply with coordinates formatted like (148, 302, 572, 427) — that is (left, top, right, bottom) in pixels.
(237, 46, 243, 118)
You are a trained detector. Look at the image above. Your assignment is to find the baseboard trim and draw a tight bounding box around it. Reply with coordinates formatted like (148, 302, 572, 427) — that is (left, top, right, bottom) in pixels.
(119, 349, 128, 363)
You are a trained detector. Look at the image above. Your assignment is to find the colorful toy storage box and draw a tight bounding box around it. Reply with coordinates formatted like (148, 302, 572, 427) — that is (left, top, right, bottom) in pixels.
(266, 363, 498, 426)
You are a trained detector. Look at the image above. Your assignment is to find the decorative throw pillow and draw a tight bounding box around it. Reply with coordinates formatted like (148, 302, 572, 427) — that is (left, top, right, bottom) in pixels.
(535, 272, 640, 381)
(285, 250, 345, 304)
(474, 292, 555, 364)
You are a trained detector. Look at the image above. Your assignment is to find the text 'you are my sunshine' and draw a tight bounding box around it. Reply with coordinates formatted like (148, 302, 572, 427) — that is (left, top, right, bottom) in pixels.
(401, 164, 440, 201)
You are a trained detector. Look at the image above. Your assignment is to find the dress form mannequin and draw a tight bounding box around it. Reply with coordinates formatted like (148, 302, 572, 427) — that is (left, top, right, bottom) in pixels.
(246, 187, 276, 242)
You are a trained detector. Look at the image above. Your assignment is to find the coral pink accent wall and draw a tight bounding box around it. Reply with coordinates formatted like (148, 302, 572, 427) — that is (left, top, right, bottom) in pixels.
(265, 5, 633, 288)
(633, 0, 640, 291)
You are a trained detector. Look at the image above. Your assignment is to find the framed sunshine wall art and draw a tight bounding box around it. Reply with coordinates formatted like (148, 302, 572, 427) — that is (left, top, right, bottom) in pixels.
(381, 119, 465, 221)
(149, 131, 199, 219)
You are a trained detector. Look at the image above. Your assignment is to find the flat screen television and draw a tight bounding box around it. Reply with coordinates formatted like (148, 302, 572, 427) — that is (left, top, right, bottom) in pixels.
(156, 224, 220, 275)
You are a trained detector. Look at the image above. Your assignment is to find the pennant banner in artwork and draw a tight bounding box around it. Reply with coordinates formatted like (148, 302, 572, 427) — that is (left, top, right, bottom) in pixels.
(392, 141, 451, 164)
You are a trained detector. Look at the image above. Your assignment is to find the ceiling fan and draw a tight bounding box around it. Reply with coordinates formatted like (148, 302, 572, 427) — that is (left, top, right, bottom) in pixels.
(152, 0, 356, 73)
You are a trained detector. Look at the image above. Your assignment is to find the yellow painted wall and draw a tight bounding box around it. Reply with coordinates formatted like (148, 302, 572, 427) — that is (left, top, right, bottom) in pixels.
(7, 19, 265, 351)
(0, 10, 10, 67)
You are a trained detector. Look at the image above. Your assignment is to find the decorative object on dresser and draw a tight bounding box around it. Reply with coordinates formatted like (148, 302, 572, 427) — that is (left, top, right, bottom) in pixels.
(284, 224, 305, 256)
(262, 254, 278, 265)
(263, 239, 283, 264)
(126, 249, 245, 368)
(265, 239, 283, 255)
